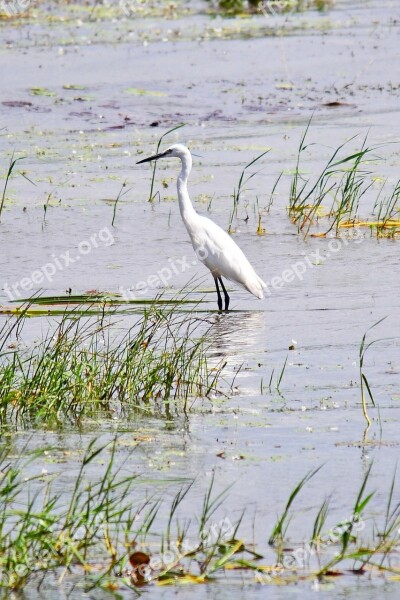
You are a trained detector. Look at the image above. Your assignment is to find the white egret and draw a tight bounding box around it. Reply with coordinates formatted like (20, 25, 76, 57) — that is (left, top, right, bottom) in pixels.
(137, 144, 266, 311)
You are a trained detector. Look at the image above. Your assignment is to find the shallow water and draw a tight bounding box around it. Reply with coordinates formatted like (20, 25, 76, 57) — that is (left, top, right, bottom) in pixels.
(1, 0, 400, 597)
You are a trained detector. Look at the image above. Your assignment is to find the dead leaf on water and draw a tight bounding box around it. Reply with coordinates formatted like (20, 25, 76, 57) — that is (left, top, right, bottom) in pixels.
(323, 101, 356, 108)
(2, 100, 32, 107)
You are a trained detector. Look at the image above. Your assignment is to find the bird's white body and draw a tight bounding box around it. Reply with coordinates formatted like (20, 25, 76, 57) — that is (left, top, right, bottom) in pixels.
(137, 143, 266, 309)
(175, 145, 266, 299)
(183, 208, 265, 299)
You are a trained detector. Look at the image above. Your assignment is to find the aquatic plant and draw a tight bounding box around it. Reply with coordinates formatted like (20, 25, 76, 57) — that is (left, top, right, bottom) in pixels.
(0, 439, 254, 593)
(210, 0, 333, 17)
(267, 465, 400, 582)
(375, 178, 400, 237)
(358, 316, 387, 429)
(289, 124, 400, 238)
(0, 438, 140, 592)
(1, 442, 400, 594)
(316, 464, 375, 576)
(228, 149, 270, 233)
(0, 298, 225, 427)
(0, 154, 25, 222)
(269, 466, 322, 546)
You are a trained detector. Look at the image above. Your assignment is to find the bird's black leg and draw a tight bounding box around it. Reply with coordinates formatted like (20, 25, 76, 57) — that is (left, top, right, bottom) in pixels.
(218, 277, 230, 312)
(214, 277, 223, 311)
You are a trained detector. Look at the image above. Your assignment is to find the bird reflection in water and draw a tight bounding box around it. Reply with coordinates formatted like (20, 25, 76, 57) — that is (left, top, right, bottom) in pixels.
(207, 310, 265, 361)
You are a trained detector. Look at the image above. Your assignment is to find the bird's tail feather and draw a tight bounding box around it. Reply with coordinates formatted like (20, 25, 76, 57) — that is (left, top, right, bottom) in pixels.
(258, 275, 266, 288)
(245, 275, 266, 300)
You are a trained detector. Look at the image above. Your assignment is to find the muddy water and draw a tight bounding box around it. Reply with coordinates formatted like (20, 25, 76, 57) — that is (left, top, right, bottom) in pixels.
(1, 0, 400, 597)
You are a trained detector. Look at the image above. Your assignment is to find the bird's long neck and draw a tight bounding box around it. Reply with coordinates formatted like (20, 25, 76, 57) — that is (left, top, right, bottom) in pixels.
(177, 153, 197, 232)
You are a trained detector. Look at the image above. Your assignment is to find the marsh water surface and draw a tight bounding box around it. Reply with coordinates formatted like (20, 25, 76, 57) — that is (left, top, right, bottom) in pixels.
(1, 0, 400, 597)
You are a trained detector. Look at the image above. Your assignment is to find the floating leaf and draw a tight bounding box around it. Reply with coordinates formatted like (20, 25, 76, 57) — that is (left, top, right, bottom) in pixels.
(338, 220, 400, 229)
(275, 82, 294, 90)
(125, 87, 166, 97)
(63, 84, 86, 90)
(15, 294, 196, 306)
(157, 573, 207, 586)
(30, 87, 56, 97)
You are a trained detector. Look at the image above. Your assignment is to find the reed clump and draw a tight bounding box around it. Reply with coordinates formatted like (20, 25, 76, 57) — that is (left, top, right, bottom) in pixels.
(289, 123, 400, 238)
(0, 440, 255, 594)
(0, 301, 224, 427)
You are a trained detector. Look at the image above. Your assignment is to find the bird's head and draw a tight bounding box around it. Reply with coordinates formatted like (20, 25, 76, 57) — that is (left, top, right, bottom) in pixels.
(136, 143, 190, 164)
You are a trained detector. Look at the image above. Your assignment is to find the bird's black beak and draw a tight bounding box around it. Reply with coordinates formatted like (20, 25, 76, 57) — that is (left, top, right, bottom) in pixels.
(136, 151, 168, 165)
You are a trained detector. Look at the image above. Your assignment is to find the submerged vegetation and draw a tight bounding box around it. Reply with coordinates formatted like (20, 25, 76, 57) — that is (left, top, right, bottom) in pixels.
(0, 0, 334, 21)
(1, 0, 399, 597)
(267, 464, 400, 581)
(1, 443, 400, 595)
(288, 122, 400, 238)
(212, 0, 332, 16)
(219, 122, 400, 240)
(0, 438, 253, 593)
(0, 299, 225, 427)
(0, 0, 337, 48)
(228, 149, 270, 234)
(0, 153, 24, 222)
